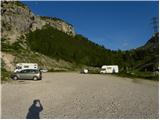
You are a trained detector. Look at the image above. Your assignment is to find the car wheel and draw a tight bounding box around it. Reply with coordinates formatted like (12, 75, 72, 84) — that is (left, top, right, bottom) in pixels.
(13, 76, 18, 80)
(33, 76, 38, 80)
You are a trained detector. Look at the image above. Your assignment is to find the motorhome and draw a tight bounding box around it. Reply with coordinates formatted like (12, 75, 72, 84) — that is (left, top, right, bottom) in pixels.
(14, 63, 38, 72)
(100, 65, 119, 73)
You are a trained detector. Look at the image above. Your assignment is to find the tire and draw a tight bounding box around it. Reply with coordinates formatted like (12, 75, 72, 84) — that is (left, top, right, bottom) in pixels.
(13, 76, 18, 80)
(33, 76, 38, 80)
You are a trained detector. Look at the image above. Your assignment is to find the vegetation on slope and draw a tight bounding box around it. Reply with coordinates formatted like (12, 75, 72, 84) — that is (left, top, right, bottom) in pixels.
(26, 25, 113, 67)
(1, 59, 11, 82)
(26, 25, 159, 80)
(2, 24, 158, 80)
(2, 1, 158, 81)
(26, 25, 159, 73)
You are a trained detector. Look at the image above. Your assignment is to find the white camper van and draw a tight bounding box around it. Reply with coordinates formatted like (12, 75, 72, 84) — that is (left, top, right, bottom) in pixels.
(14, 63, 38, 72)
(100, 65, 119, 73)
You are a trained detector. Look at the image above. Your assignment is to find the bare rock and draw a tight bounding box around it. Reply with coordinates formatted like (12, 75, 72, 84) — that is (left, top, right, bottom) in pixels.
(1, 1, 75, 44)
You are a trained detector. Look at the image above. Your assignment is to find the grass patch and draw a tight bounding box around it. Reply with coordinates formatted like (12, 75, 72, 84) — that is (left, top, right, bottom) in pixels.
(117, 71, 159, 81)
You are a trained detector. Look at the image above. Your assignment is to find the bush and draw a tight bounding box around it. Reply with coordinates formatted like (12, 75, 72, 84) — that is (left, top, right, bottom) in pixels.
(1, 68, 11, 82)
(117, 71, 159, 81)
(1, 38, 24, 53)
(48, 68, 68, 72)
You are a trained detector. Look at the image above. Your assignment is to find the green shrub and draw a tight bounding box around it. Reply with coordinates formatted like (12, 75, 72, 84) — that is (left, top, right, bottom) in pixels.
(1, 68, 11, 82)
(1, 38, 24, 52)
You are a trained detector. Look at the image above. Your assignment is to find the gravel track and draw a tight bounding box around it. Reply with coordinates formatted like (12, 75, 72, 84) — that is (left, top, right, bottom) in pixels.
(2, 72, 159, 119)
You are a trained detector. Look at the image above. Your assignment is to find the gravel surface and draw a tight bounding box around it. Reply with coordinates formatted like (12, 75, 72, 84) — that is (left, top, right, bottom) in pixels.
(2, 72, 159, 119)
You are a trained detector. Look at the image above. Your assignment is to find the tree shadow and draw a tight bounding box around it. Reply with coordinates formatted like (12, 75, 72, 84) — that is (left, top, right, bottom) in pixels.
(26, 99, 43, 119)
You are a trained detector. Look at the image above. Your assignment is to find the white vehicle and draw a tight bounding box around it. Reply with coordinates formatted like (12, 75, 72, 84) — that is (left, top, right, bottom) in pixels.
(14, 63, 38, 72)
(39, 68, 48, 73)
(100, 65, 119, 73)
(81, 69, 88, 74)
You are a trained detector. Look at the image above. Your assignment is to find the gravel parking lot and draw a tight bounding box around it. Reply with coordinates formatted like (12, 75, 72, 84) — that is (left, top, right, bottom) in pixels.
(2, 72, 159, 119)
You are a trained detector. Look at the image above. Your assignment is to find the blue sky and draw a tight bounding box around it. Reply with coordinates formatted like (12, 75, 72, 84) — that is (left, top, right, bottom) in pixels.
(22, 1, 158, 50)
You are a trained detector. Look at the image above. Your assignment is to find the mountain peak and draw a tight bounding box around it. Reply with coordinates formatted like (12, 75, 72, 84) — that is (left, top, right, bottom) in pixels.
(1, 1, 75, 44)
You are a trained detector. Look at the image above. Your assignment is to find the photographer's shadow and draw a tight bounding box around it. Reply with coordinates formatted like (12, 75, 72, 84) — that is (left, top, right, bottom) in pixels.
(26, 99, 43, 119)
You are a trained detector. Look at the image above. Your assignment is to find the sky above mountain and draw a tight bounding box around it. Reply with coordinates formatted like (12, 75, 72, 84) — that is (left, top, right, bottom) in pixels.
(22, 1, 158, 50)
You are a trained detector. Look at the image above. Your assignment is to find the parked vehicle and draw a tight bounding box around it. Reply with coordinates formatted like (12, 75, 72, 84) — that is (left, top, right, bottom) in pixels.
(11, 69, 42, 80)
(14, 63, 38, 73)
(100, 65, 119, 73)
(80, 69, 88, 74)
(39, 68, 48, 73)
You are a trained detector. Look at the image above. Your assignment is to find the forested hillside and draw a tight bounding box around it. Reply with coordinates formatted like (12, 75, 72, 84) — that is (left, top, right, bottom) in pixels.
(27, 25, 112, 67)
(26, 25, 159, 73)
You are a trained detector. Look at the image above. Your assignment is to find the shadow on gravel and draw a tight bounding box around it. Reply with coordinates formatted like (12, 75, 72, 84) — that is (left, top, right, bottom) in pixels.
(26, 99, 43, 119)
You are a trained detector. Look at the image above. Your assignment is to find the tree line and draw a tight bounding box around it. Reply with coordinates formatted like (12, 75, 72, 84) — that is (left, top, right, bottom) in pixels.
(26, 25, 159, 72)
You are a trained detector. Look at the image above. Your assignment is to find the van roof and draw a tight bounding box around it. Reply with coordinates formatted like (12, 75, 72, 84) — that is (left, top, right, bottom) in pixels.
(101, 65, 118, 68)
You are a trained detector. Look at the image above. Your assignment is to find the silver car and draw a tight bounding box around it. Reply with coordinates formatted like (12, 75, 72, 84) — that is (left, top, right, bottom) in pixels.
(11, 69, 42, 80)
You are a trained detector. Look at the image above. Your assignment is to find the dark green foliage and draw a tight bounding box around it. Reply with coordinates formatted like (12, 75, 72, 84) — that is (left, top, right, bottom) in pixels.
(1, 59, 11, 81)
(117, 71, 158, 81)
(1, 68, 11, 81)
(26, 25, 112, 67)
(26, 25, 159, 74)
(126, 34, 159, 71)
(1, 38, 24, 53)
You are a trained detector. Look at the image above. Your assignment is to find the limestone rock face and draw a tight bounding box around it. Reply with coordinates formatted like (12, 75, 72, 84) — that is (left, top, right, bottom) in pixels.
(1, 1, 75, 43)
(42, 17, 75, 36)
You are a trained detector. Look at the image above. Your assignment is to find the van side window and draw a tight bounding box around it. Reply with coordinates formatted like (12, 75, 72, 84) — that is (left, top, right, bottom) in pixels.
(30, 70, 35, 73)
(21, 70, 27, 73)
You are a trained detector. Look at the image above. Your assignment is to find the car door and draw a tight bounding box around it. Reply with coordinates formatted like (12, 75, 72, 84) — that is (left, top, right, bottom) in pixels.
(19, 70, 28, 79)
(28, 69, 35, 79)
(25, 69, 34, 79)
(19, 69, 32, 79)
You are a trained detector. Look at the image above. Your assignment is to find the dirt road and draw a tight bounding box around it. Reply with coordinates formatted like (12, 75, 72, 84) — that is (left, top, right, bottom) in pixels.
(2, 72, 159, 119)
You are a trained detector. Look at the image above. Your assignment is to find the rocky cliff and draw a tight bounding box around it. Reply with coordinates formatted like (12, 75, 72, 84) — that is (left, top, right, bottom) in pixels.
(1, 1, 75, 44)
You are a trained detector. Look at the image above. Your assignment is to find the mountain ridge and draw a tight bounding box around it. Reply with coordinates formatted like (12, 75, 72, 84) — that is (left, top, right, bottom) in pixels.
(1, 1, 75, 44)
(1, 1, 159, 81)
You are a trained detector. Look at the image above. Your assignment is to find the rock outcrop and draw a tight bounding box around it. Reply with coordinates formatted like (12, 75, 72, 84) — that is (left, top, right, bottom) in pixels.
(1, 52, 15, 71)
(1, 1, 75, 43)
